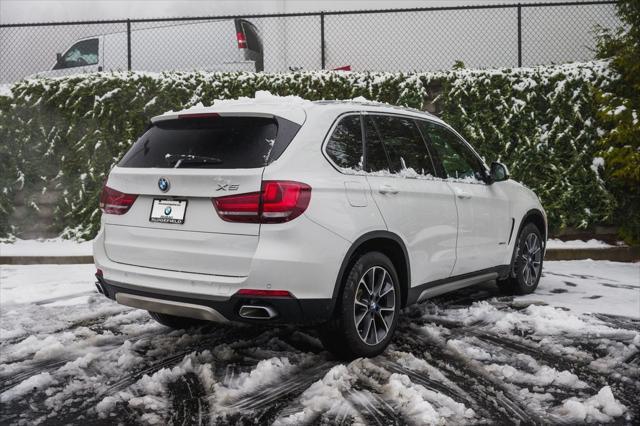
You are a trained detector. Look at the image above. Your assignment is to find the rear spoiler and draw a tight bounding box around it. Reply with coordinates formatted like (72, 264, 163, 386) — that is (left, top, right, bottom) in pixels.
(152, 111, 278, 122)
(151, 108, 306, 126)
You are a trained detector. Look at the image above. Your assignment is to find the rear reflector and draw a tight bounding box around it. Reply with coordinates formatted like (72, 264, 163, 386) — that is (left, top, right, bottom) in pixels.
(237, 31, 247, 49)
(236, 289, 292, 298)
(99, 185, 137, 215)
(213, 180, 311, 224)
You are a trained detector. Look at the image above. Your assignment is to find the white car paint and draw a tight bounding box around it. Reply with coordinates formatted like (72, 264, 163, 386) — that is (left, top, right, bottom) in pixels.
(94, 97, 546, 323)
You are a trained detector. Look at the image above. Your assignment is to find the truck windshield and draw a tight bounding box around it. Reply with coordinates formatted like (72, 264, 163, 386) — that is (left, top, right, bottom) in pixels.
(53, 38, 99, 69)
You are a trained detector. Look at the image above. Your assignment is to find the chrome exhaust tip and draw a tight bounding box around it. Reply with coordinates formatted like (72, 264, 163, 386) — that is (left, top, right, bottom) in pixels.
(238, 305, 277, 320)
(95, 282, 104, 295)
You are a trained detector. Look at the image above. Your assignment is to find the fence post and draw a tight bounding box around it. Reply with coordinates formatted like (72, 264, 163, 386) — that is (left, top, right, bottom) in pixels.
(517, 4, 522, 68)
(320, 12, 326, 70)
(127, 19, 132, 71)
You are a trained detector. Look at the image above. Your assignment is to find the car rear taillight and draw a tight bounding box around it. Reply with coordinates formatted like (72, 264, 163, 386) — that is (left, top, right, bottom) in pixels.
(213, 180, 311, 224)
(99, 185, 137, 215)
(237, 31, 247, 49)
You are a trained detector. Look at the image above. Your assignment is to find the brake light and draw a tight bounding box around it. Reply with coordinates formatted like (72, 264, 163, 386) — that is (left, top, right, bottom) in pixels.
(214, 191, 261, 223)
(237, 31, 247, 49)
(178, 112, 220, 119)
(99, 185, 137, 215)
(213, 180, 311, 224)
(236, 289, 293, 298)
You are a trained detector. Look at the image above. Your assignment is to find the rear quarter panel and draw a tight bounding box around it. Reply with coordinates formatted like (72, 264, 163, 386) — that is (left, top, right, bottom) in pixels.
(264, 108, 388, 245)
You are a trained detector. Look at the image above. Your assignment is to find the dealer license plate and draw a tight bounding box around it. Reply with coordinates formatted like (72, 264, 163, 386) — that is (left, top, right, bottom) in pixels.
(149, 199, 187, 224)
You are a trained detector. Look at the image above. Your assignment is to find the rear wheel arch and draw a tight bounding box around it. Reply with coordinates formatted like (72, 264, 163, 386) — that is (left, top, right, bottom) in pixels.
(330, 231, 411, 313)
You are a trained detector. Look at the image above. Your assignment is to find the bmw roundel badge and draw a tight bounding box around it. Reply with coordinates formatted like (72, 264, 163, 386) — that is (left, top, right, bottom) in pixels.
(158, 177, 170, 192)
(164, 206, 172, 216)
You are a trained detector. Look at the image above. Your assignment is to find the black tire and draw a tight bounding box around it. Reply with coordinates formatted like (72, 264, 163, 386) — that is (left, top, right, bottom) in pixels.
(497, 222, 544, 295)
(318, 251, 401, 360)
(148, 311, 207, 329)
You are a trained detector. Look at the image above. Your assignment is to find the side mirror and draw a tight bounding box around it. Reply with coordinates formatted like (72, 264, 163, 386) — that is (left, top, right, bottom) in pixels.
(56, 53, 62, 64)
(490, 162, 509, 182)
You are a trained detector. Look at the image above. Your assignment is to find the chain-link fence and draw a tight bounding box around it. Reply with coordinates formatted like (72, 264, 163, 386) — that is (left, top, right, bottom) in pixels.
(0, 1, 619, 83)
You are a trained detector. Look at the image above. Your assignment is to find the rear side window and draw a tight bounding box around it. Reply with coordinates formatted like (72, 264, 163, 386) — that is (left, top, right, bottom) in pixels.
(370, 115, 436, 176)
(326, 115, 363, 171)
(119, 116, 300, 169)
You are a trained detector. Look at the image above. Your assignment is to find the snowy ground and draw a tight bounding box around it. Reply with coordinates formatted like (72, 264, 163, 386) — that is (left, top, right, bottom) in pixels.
(0, 238, 93, 257)
(0, 261, 638, 425)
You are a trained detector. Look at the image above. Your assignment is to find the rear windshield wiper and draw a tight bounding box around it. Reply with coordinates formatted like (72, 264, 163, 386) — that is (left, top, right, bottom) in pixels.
(165, 153, 223, 168)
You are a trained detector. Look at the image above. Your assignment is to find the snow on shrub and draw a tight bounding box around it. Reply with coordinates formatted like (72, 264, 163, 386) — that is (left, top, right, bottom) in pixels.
(0, 61, 619, 239)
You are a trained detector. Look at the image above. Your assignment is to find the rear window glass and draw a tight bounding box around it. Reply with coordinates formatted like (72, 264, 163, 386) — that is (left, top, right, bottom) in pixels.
(119, 116, 299, 169)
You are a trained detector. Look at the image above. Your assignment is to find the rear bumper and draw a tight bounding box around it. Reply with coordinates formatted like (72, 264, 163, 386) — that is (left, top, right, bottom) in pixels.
(96, 274, 333, 325)
(94, 213, 350, 301)
(93, 213, 349, 325)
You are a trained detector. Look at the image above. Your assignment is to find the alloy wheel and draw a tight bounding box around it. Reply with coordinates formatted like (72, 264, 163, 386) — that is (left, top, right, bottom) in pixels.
(353, 266, 396, 346)
(521, 232, 542, 286)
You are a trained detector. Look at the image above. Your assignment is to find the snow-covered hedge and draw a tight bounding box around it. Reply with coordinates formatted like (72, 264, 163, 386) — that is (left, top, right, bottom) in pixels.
(0, 61, 619, 239)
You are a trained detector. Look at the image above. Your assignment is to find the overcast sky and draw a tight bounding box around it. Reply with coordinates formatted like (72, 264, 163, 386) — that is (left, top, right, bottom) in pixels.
(0, 0, 597, 24)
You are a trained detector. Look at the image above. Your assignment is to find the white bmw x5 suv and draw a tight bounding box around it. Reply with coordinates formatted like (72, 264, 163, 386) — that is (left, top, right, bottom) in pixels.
(94, 94, 546, 359)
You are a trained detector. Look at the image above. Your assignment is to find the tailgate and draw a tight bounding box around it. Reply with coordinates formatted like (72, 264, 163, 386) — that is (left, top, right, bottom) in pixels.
(101, 114, 301, 276)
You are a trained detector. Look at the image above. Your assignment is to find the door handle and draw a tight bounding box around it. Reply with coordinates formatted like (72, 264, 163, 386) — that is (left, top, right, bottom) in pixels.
(455, 188, 472, 199)
(379, 184, 399, 194)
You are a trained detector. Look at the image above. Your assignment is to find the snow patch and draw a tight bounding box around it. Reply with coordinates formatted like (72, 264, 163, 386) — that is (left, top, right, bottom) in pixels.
(555, 386, 625, 423)
(0, 372, 55, 403)
(383, 373, 475, 423)
(546, 238, 613, 249)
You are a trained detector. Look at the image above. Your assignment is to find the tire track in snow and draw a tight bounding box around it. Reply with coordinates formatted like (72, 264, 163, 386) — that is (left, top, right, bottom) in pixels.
(0, 310, 123, 347)
(0, 358, 70, 394)
(168, 372, 210, 426)
(0, 329, 166, 395)
(594, 313, 640, 332)
(381, 360, 475, 408)
(407, 312, 640, 424)
(227, 360, 336, 412)
(393, 323, 545, 425)
(345, 387, 407, 426)
(102, 326, 260, 396)
(465, 325, 640, 419)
